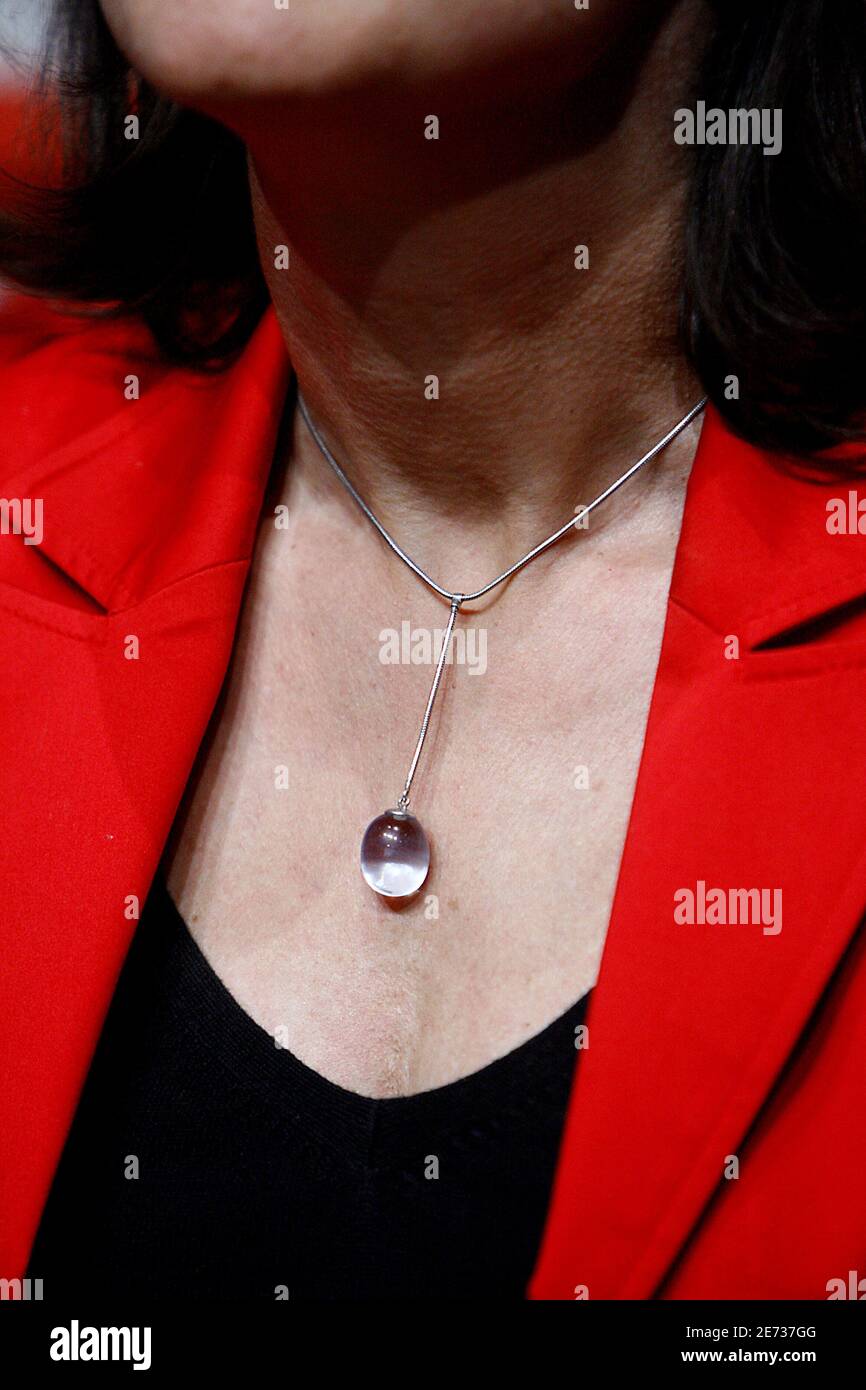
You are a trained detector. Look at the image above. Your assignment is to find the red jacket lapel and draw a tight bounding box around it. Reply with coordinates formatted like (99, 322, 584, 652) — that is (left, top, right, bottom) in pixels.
(530, 407, 866, 1298)
(0, 299, 290, 1279)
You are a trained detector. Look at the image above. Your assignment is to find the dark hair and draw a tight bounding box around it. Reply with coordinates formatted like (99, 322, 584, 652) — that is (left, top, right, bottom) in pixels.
(1, 1, 866, 461)
(683, 1, 866, 460)
(0, 1, 268, 365)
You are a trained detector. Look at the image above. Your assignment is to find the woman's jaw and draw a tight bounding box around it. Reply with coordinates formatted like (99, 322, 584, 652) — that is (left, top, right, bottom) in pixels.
(96, 0, 652, 107)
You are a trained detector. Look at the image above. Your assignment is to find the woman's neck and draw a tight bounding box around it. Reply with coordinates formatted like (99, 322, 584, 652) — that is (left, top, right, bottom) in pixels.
(245, 1, 707, 575)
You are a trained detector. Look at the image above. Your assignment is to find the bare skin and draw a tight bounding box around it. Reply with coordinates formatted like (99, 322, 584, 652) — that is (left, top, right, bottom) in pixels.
(164, 0, 709, 1096)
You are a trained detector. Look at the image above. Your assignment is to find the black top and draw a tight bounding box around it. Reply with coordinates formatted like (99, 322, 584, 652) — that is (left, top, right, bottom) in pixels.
(29, 880, 589, 1300)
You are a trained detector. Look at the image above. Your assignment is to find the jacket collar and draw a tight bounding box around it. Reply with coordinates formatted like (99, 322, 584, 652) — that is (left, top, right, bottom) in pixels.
(670, 413, 866, 650)
(2, 298, 290, 611)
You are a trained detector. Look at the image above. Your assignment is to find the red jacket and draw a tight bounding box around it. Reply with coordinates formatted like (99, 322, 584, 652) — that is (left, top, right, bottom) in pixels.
(2, 294, 866, 1299)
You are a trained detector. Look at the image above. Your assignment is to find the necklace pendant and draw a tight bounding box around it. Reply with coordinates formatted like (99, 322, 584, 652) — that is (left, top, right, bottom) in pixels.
(360, 807, 430, 899)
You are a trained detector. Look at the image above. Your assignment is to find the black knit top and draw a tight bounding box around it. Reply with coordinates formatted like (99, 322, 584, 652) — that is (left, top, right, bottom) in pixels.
(29, 879, 589, 1300)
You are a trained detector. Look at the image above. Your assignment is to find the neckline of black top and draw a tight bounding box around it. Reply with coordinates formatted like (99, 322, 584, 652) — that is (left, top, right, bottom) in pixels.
(151, 877, 590, 1168)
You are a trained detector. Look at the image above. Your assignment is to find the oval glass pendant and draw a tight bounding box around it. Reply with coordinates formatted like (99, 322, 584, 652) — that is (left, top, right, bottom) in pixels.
(360, 808, 430, 899)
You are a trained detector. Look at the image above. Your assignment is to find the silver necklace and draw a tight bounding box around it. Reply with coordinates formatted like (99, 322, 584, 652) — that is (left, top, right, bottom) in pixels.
(298, 391, 706, 900)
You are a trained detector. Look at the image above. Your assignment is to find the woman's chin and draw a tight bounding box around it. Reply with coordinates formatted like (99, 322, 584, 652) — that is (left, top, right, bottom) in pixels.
(96, 0, 617, 109)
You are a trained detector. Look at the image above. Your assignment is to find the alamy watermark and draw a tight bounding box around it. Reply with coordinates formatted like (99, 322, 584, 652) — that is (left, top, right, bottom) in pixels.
(0, 1276, 43, 1300)
(0, 497, 43, 546)
(674, 101, 782, 157)
(50, 1320, 151, 1371)
(379, 621, 487, 675)
(674, 880, 782, 935)
(826, 491, 866, 534)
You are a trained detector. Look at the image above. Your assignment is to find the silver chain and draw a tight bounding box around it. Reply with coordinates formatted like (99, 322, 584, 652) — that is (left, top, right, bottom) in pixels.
(297, 390, 707, 809)
(298, 391, 706, 605)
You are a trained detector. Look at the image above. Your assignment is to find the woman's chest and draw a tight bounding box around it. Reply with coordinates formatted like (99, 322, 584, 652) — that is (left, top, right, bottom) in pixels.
(166, 536, 677, 1096)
